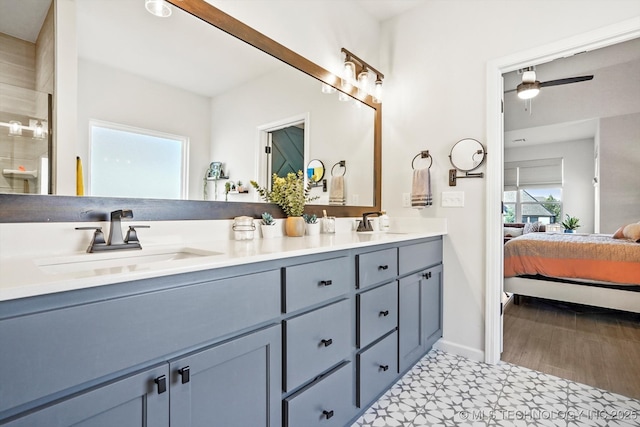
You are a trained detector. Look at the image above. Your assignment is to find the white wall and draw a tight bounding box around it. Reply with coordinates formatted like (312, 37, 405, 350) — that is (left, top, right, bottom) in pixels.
(505, 139, 595, 233)
(599, 112, 640, 232)
(378, 1, 640, 357)
(209, 65, 374, 205)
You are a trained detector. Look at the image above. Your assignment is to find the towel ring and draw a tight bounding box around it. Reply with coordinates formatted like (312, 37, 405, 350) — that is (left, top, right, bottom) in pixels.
(411, 151, 432, 170)
(331, 160, 346, 177)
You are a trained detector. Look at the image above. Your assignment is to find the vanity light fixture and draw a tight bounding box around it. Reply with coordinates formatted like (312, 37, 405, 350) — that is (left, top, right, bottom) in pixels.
(145, 0, 172, 18)
(340, 48, 384, 103)
(8, 120, 22, 136)
(33, 121, 46, 139)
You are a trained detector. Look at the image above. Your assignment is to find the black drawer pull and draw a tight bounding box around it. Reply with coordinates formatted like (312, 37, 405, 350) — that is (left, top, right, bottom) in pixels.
(319, 280, 333, 286)
(379, 364, 389, 372)
(179, 366, 190, 384)
(322, 410, 334, 419)
(154, 375, 167, 394)
(379, 310, 390, 317)
(378, 265, 389, 270)
(320, 338, 333, 347)
(422, 271, 432, 279)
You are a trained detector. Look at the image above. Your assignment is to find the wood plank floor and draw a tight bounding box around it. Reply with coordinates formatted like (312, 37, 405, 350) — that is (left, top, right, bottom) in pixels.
(502, 295, 640, 399)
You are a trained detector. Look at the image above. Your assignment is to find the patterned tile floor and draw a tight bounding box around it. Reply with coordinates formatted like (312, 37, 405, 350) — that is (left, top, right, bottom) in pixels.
(352, 350, 640, 427)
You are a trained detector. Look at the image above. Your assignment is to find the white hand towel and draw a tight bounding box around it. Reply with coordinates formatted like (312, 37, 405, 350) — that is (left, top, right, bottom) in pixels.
(329, 175, 345, 205)
(411, 168, 432, 209)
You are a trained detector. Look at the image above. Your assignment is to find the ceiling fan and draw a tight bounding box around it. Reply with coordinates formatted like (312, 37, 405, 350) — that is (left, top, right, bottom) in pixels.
(506, 67, 594, 100)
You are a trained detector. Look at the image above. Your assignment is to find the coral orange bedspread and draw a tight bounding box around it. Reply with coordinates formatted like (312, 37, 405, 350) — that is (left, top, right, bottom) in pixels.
(504, 233, 640, 285)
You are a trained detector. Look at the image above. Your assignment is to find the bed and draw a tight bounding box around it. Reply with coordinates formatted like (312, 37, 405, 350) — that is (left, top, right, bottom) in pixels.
(504, 232, 640, 313)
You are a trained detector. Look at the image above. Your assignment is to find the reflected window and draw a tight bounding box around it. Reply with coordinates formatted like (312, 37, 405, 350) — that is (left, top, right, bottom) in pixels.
(89, 121, 188, 199)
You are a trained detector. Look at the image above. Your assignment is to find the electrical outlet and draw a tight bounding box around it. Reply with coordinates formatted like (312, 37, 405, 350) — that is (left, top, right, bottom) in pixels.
(402, 193, 411, 207)
(441, 191, 464, 207)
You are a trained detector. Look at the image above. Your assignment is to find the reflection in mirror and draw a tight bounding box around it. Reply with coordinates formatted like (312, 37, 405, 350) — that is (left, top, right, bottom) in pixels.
(0, 0, 382, 222)
(0, 0, 53, 195)
(307, 159, 325, 183)
(449, 138, 486, 172)
(72, 0, 374, 206)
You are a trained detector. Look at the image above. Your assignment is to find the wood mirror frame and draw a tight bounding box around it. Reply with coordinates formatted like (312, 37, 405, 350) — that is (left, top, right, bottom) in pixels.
(0, 0, 381, 223)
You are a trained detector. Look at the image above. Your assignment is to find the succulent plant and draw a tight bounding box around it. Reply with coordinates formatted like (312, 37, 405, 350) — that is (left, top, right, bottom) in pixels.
(303, 213, 318, 224)
(261, 212, 276, 225)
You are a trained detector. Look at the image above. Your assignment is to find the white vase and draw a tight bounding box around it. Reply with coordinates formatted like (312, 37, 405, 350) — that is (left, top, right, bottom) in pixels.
(261, 224, 278, 239)
(306, 222, 320, 236)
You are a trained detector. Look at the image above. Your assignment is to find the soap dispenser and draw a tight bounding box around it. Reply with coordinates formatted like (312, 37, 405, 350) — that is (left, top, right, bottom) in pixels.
(379, 211, 390, 232)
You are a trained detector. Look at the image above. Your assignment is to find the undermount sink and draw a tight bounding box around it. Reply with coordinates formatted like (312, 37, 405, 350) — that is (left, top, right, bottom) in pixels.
(36, 247, 223, 275)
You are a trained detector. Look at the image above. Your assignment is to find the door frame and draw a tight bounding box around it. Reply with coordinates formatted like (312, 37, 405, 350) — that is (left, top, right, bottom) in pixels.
(484, 17, 640, 364)
(256, 113, 310, 191)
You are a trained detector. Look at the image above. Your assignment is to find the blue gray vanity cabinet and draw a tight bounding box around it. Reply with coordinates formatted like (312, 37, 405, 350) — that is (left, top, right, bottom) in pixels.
(356, 330, 398, 407)
(0, 269, 281, 426)
(356, 247, 398, 289)
(398, 264, 444, 372)
(169, 324, 281, 427)
(284, 362, 354, 427)
(1, 364, 170, 427)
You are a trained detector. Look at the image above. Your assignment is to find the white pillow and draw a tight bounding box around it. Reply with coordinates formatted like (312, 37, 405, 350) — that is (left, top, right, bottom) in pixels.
(504, 227, 523, 237)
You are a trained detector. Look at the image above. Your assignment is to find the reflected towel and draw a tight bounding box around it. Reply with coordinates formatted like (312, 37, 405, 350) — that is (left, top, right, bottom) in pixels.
(76, 156, 84, 196)
(411, 167, 432, 208)
(329, 175, 345, 205)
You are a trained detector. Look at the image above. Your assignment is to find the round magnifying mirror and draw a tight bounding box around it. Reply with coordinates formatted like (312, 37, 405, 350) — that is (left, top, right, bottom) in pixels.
(449, 138, 486, 172)
(306, 159, 325, 182)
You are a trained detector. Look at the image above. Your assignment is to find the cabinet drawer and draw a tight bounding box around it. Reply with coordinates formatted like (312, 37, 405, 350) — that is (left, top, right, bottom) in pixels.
(284, 362, 354, 427)
(284, 299, 351, 392)
(357, 247, 398, 289)
(0, 270, 281, 413)
(284, 256, 350, 313)
(357, 282, 397, 349)
(399, 238, 443, 275)
(357, 331, 398, 407)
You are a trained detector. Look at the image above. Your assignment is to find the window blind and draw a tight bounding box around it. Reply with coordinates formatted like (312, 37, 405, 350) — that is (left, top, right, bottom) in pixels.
(504, 158, 563, 187)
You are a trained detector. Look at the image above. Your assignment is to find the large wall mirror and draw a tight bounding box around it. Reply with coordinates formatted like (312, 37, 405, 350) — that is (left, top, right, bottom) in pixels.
(0, 0, 381, 222)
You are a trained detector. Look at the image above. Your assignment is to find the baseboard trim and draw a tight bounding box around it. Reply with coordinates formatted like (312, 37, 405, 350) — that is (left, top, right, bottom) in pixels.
(432, 339, 484, 362)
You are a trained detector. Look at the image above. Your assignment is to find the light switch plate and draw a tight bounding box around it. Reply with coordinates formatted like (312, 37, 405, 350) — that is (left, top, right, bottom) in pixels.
(441, 191, 464, 207)
(402, 193, 411, 207)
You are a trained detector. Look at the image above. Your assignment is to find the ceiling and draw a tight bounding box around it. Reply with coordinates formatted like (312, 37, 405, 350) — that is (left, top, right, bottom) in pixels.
(503, 37, 640, 149)
(0, 0, 50, 42)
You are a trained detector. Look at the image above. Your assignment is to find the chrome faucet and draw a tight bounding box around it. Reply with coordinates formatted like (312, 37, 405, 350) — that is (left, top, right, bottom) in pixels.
(357, 211, 381, 232)
(76, 209, 149, 253)
(108, 209, 133, 245)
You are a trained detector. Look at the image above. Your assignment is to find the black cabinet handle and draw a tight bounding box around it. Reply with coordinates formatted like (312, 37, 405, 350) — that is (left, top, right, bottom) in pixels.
(154, 375, 167, 394)
(379, 364, 389, 372)
(319, 280, 333, 286)
(379, 310, 389, 317)
(378, 265, 389, 270)
(179, 366, 190, 384)
(422, 271, 432, 279)
(322, 410, 334, 419)
(320, 338, 333, 347)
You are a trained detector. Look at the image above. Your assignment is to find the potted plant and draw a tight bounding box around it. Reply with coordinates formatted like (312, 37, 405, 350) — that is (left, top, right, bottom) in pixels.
(303, 213, 320, 236)
(251, 171, 319, 237)
(561, 214, 580, 233)
(260, 212, 278, 239)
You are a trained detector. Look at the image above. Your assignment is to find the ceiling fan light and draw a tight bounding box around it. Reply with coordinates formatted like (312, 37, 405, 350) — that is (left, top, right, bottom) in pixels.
(522, 70, 536, 83)
(517, 81, 540, 99)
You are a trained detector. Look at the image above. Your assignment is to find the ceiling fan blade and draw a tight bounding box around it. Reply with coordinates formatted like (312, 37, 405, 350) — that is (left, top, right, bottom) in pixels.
(539, 75, 594, 87)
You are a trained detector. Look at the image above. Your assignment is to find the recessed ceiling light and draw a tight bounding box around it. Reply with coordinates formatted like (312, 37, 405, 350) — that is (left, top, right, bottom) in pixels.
(145, 0, 172, 18)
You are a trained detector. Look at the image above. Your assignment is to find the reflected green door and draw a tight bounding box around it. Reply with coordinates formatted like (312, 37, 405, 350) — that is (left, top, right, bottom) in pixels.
(271, 126, 304, 178)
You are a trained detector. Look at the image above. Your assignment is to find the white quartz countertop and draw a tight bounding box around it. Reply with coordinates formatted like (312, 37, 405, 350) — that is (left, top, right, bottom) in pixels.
(0, 227, 445, 302)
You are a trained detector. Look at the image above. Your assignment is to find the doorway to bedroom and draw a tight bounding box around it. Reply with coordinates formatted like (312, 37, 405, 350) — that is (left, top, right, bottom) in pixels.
(486, 21, 640, 400)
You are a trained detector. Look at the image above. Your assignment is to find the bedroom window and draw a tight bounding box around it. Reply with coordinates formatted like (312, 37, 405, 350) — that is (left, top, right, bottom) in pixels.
(504, 188, 562, 224)
(504, 158, 563, 224)
(89, 121, 189, 199)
